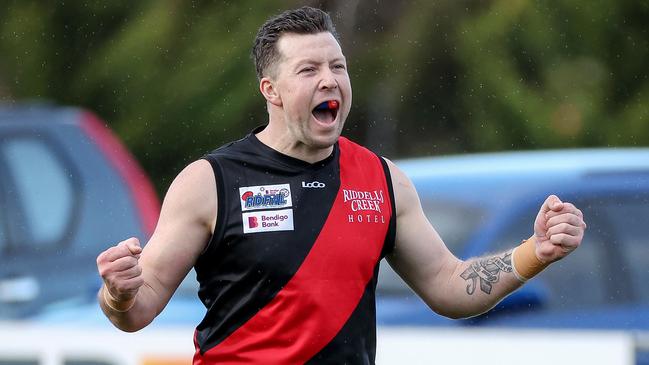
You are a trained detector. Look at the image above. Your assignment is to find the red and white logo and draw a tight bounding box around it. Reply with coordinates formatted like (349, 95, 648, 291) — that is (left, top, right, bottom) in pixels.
(343, 188, 386, 224)
(242, 208, 294, 234)
(248, 216, 259, 228)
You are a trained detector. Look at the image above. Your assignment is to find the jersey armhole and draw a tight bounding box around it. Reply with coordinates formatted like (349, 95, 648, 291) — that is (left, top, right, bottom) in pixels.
(378, 156, 397, 258)
(199, 155, 227, 257)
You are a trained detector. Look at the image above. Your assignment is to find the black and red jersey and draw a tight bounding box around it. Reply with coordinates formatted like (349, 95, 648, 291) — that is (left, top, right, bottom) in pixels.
(194, 127, 396, 364)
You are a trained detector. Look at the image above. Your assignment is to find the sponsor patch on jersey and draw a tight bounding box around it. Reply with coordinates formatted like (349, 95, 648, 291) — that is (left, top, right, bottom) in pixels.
(302, 181, 326, 188)
(343, 188, 388, 224)
(343, 188, 385, 213)
(239, 183, 292, 211)
(242, 209, 294, 234)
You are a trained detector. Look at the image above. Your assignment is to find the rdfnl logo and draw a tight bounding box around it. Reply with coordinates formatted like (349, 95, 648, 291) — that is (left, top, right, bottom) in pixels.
(302, 181, 325, 188)
(248, 213, 290, 228)
(240, 186, 291, 210)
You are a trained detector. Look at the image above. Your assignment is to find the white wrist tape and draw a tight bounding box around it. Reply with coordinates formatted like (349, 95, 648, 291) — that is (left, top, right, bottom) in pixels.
(102, 286, 135, 313)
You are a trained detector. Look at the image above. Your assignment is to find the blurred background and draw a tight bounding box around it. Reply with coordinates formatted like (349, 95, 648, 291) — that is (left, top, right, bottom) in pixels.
(1, 1, 648, 364)
(1, 0, 647, 193)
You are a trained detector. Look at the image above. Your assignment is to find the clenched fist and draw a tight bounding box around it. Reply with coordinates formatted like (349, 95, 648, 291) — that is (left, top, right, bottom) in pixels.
(533, 195, 587, 263)
(96, 237, 144, 311)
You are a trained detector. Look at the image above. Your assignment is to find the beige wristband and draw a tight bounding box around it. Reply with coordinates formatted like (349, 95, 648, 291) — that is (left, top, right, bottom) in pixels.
(102, 286, 136, 313)
(511, 236, 548, 282)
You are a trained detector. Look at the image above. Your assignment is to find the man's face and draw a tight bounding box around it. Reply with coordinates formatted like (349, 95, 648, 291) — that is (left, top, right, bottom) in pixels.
(269, 32, 352, 150)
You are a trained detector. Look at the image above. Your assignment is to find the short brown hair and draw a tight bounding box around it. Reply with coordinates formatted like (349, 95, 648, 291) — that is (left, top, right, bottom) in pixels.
(252, 6, 339, 80)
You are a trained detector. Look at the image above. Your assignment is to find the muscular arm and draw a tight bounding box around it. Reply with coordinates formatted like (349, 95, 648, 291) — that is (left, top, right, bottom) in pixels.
(97, 160, 216, 331)
(384, 159, 584, 319)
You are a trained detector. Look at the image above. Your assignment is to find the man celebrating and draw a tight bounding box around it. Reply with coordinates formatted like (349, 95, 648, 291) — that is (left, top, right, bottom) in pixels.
(96, 6, 586, 364)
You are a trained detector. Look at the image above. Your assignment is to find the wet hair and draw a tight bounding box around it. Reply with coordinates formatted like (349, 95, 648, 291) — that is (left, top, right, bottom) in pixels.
(252, 6, 339, 80)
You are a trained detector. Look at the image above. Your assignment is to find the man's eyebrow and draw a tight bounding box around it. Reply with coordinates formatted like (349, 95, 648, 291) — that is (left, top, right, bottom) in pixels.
(294, 56, 347, 66)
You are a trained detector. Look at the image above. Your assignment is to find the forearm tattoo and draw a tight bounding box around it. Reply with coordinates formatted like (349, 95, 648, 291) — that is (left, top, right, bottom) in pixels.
(460, 252, 513, 295)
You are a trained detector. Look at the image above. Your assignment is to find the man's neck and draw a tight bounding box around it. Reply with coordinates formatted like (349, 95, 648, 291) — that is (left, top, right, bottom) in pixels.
(256, 124, 334, 164)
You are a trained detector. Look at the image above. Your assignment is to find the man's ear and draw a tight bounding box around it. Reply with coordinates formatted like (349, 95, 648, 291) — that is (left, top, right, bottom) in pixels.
(259, 77, 282, 107)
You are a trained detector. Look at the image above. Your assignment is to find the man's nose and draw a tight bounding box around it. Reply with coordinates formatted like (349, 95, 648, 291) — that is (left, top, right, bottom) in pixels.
(319, 70, 338, 90)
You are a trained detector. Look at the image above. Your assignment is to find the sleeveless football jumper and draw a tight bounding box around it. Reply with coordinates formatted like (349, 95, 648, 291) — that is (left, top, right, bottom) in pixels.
(194, 128, 396, 364)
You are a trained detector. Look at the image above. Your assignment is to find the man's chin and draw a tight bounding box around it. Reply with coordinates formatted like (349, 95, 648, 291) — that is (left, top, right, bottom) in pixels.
(309, 138, 338, 150)
(308, 133, 341, 150)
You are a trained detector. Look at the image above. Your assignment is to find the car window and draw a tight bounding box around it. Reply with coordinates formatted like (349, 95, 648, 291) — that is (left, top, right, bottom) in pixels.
(1, 137, 75, 248)
(0, 191, 5, 251)
(421, 199, 488, 256)
(602, 198, 649, 303)
(540, 233, 610, 309)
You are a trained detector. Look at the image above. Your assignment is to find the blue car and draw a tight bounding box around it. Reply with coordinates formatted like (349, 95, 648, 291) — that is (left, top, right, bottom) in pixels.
(378, 148, 649, 327)
(375, 148, 649, 363)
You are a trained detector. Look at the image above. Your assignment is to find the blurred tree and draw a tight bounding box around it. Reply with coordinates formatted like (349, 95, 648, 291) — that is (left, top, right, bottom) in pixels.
(454, 0, 649, 150)
(0, 0, 295, 192)
(348, 0, 484, 156)
(67, 1, 283, 190)
(0, 0, 647, 195)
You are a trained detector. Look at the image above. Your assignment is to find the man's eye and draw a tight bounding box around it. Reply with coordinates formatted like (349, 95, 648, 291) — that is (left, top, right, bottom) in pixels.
(334, 64, 346, 69)
(299, 67, 315, 73)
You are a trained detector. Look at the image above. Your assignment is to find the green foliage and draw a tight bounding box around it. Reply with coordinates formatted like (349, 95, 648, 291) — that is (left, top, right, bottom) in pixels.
(0, 0, 295, 192)
(1, 0, 647, 195)
(455, 0, 649, 150)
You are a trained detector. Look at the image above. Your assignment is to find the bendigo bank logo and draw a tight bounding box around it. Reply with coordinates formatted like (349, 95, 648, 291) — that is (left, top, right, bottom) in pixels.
(343, 188, 386, 224)
(248, 216, 259, 228)
(242, 209, 294, 233)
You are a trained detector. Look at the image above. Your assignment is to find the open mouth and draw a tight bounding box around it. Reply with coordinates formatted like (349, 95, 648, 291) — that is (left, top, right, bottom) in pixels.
(312, 100, 339, 124)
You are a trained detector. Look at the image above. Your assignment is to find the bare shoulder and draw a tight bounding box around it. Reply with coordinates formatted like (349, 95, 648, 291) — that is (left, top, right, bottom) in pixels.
(382, 157, 420, 216)
(136, 159, 217, 302)
(382, 157, 417, 191)
(172, 159, 215, 191)
(159, 159, 217, 233)
(141, 159, 217, 280)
